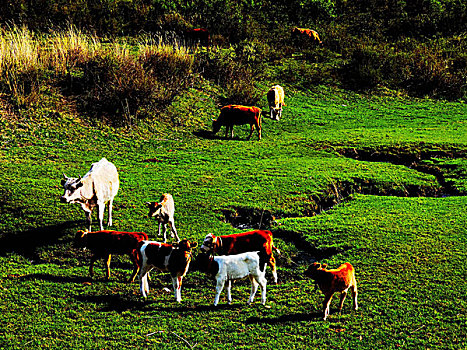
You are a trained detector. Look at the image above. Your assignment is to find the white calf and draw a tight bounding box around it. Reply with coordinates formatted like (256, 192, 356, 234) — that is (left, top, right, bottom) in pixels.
(197, 251, 267, 306)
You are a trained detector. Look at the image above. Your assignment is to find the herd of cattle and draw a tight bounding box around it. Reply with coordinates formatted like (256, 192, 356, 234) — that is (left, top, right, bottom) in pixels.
(60, 40, 356, 320)
(61, 157, 358, 320)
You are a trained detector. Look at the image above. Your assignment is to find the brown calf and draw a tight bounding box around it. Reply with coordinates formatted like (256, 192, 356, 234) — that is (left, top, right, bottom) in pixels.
(305, 262, 358, 320)
(74, 230, 148, 282)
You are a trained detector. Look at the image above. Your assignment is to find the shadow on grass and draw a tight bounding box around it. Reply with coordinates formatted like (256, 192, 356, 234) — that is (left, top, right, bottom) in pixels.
(0, 220, 82, 259)
(11, 273, 91, 284)
(246, 312, 322, 324)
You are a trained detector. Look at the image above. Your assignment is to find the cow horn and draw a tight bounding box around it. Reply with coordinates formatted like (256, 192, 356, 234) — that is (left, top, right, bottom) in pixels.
(63, 173, 68, 179)
(78, 175, 82, 181)
(211, 118, 215, 121)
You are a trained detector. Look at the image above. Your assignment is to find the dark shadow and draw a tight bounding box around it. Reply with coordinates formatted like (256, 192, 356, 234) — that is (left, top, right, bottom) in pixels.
(246, 312, 322, 324)
(0, 220, 82, 259)
(9, 273, 91, 284)
(75, 293, 145, 312)
(193, 129, 217, 139)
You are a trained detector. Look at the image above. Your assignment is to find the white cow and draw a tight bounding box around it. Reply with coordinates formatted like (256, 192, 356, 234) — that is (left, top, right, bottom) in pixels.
(267, 85, 285, 120)
(61, 158, 119, 231)
(196, 251, 267, 306)
(146, 193, 180, 243)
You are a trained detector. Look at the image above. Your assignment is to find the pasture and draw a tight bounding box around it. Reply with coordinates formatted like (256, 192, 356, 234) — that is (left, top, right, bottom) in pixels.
(0, 86, 466, 349)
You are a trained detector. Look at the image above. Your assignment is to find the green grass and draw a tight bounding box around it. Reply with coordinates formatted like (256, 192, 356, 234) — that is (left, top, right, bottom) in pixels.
(0, 86, 466, 349)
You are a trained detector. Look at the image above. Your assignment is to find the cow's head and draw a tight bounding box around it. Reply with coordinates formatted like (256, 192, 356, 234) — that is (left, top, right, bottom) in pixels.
(304, 262, 327, 279)
(212, 119, 221, 134)
(146, 201, 162, 218)
(200, 233, 218, 253)
(60, 174, 84, 203)
(173, 239, 198, 251)
(74, 229, 88, 248)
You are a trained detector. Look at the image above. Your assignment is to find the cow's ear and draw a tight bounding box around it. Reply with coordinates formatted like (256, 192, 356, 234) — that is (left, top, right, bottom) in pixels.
(76, 181, 84, 189)
(61, 179, 66, 186)
(145, 202, 152, 207)
(191, 241, 198, 248)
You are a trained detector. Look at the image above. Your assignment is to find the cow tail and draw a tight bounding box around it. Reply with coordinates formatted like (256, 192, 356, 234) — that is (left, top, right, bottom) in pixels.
(272, 244, 281, 256)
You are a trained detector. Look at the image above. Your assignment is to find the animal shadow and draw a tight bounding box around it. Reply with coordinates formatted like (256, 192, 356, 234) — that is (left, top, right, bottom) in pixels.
(246, 312, 322, 324)
(0, 220, 82, 259)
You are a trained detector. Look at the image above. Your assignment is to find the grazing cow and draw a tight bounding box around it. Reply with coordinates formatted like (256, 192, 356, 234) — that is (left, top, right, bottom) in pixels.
(200, 230, 279, 283)
(186, 28, 210, 46)
(305, 262, 358, 320)
(212, 105, 262, 140)
(267, 85, 285, 121)
(74, 229, 148, 282)
(61, 158, 119, 231)
(195, 251, 267, 306)
(292, 27, 323, 45)
(139, 239, 198, 302)
(146, 193, 180, 243)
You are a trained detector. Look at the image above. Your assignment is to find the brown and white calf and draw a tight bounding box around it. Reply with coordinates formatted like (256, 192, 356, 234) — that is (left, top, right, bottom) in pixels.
(267, 85, 285, 121)
(74, 229, 148, 282)
(304, 262, 358, 320)
(200, 230, 279, 283)
(138, 239, 198, 302)
(195, 251, 267, 306)
(146, 193, 180, 243)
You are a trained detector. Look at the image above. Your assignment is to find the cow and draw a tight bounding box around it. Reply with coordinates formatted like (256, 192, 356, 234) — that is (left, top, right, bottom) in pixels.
(292, 27, 323, 45)
(212, 105, 262, 140)
(195, 251, 267, 306)
(61, 158, 119, 231)
(138, 239, 198, 302)
(74, 229, 148, 282)
(146, 193, 180, 243)
(267, 85, 285, 121)
(200, 230, 279, 283)
(304, 262, 358, 320)
(185, 28, 210, 47)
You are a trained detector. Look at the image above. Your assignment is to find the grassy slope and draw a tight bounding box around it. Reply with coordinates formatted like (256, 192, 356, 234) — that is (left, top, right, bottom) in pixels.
(0, 86, 466, 349)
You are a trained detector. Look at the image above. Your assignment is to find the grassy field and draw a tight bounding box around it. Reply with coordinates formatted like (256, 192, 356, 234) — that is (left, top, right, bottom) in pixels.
(0, 86, 466, 349)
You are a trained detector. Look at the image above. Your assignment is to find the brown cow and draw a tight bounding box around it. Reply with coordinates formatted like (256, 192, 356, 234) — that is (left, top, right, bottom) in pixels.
(212, 105, 262, 140)
(74, 230, 148, 282)
(186, 28, 210, 46)
(292, 27, 323, 45)
(139, 239, 198, 302)
(200, 230, 279, 283)
(305, 262, 358, 320)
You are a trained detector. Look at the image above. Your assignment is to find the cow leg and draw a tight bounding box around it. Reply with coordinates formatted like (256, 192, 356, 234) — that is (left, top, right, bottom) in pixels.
(247, 124, 254, 140)
(157, 222, 162, 237)
(171, 275, 183, 302)
(107, 198, 114, 227)
(224, 126, 229, 139)
(322, 293, 334, 320)
(351, 284, 358, 311)
(169, 220, 180, 242)
(277, 107, 282, 121)
(338, 290, 348, 313)
(269, 256, 278, 284)
(139, 265, 152, 298)
(270, 108, 274, 120)
(89, 254, 98, 278)
(83, 206, 92, 232)
(257, 274, 267, 305)
(226, 280, 232, 304)
(214, 278, 226, 306)
(162, 223, 168, 243)
(128, 251, 139, 283)
(230, 126, 234, 139)
(104, 254, 111, 280)
(248, 275, 259, 304)
(96, 201, 105, 231)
